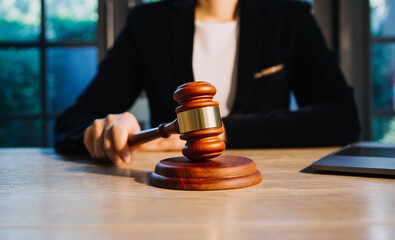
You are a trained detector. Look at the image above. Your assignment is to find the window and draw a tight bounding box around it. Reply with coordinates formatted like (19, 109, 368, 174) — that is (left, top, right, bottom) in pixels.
(370, 0, 395, 142)
(0, 0, 98, 147)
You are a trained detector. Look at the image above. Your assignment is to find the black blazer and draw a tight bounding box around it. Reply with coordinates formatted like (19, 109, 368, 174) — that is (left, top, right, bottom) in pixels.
(55, 0, 360, 154)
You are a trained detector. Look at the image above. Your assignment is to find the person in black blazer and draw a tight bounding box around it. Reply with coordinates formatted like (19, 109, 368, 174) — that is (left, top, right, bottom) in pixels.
(55, 0, 361, 164)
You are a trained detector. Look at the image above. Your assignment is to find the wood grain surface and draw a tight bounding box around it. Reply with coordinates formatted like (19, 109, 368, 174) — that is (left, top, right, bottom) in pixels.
(0, 147, 395, 240)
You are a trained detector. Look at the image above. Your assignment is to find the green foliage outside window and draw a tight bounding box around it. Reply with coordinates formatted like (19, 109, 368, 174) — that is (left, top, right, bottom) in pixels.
(370, 0, 389, 36)
(372, 44, 395, 110)
(0, 0, 98, 43)
(45, 0, 98, 42)
(0, 0, 41, 42)
(0, 48, 41, 114)
(378, 118, 395, 142)
(370, 0, 395, 142)
(0, 0, 98, 147)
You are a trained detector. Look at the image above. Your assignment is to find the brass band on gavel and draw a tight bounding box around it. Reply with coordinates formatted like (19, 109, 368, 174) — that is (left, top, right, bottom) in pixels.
(177, 106, 222, 134)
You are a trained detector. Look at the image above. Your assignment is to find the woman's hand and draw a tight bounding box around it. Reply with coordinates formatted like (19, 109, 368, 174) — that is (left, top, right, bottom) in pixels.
(83, 112, 185, 164)
(84, 112, 228, 164)
(84, 112, 141, 164)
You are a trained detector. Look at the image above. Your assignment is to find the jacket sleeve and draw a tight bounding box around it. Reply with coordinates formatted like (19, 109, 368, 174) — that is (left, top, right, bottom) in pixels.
(223, 10, 361, 148)
(54, 11, 143, 154)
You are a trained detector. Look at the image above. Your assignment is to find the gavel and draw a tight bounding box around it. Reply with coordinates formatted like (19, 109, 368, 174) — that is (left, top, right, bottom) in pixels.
(128, 81, 226, 160)
(129, 81, 262, 191)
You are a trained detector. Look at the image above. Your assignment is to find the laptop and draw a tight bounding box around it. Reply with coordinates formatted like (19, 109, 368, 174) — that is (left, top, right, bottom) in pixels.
(312, 142, 395, 175)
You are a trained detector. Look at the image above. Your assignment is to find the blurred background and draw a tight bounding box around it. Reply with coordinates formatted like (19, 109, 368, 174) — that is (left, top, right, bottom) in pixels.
(0, 0, 394, 147)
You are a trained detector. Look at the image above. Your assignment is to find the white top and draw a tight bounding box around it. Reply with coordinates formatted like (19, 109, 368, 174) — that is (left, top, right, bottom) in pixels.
(192, 20, 239, 117)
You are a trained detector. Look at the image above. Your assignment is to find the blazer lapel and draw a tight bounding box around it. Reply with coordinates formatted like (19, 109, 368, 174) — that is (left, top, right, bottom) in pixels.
(233, 0, 267, 113)
(170, 0, 196, 86)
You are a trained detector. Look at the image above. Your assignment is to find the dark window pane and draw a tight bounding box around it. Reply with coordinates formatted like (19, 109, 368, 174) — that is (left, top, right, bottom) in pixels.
(0, 48, 41, 115)
(370, 0, 395, 37)
(0, 0, 41, 42)
(45, 0, 98, 42)
(0, 119, 43, 147)
(371, 43, 395, 110)
(372, 117, 395, 142)
(47, 46, 98, 114)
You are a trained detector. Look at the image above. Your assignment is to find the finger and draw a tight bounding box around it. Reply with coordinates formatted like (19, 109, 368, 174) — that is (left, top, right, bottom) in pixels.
(112, 113, 141, 163)
(91, 119, 106, 160)
(83, 126, 95, 158)
(103, 115, 123, 165)
(103, 127, 123, 165)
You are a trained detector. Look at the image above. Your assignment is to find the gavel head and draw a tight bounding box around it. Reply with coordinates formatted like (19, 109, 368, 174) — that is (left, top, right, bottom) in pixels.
(173, 81, 226, 161)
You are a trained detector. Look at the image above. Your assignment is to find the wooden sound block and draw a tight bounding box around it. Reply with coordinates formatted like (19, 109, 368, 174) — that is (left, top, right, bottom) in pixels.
(150, 155, 262, 190)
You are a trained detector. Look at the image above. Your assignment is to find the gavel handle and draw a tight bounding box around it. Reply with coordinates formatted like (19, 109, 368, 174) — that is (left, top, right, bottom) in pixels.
(127, 119, 180, 146)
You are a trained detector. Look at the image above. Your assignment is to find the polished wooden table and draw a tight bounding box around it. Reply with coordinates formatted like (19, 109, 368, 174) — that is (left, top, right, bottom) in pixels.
(1, 147, 394, 239)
